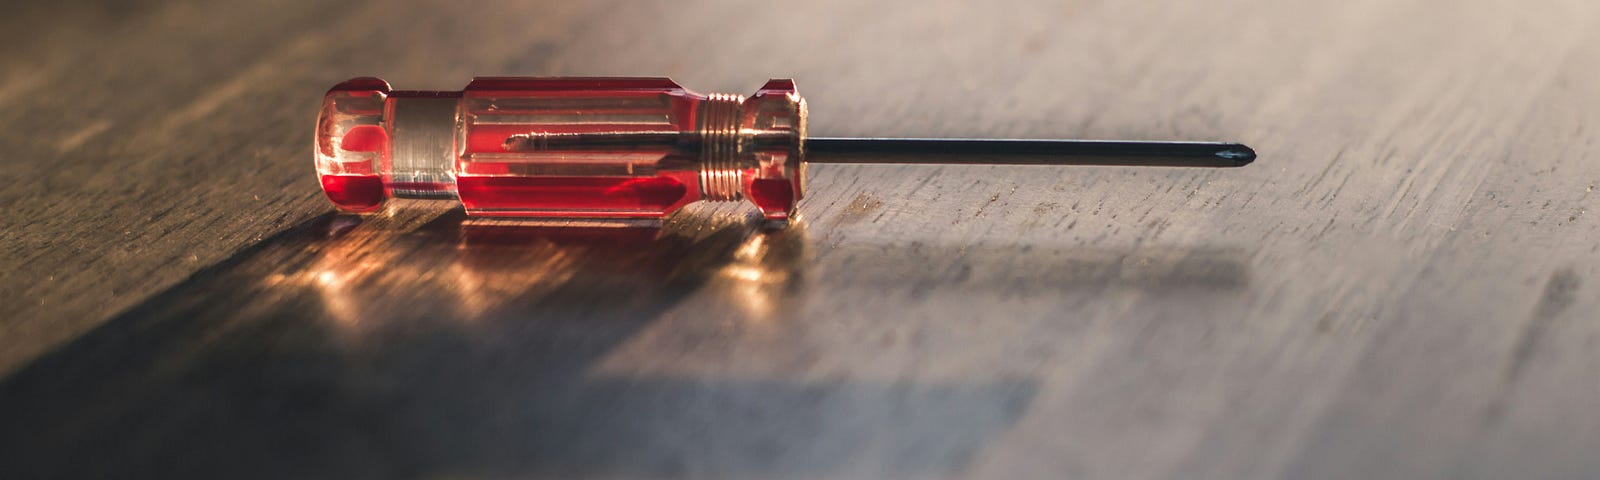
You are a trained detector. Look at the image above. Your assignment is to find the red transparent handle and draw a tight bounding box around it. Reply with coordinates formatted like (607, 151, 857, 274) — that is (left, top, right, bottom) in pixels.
(314, 77, 806, 220)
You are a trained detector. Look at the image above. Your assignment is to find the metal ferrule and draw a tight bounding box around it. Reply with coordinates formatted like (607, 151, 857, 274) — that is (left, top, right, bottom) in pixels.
(696, 93, 747, 202)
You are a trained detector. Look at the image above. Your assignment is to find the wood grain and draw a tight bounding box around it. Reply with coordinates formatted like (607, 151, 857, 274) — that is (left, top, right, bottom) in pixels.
(2, 0, 1598, 478)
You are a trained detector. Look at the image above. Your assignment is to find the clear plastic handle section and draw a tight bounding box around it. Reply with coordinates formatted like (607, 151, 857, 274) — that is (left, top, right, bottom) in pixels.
(457, 78, 703, 217)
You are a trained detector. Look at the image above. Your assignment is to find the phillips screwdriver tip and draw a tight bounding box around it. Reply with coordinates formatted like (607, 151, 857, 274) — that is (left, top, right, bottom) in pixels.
(1214, 143, 1256, 166)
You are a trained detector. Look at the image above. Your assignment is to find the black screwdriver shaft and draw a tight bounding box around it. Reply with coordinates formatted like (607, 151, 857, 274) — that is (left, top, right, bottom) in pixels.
(805, 138, 1255, 167)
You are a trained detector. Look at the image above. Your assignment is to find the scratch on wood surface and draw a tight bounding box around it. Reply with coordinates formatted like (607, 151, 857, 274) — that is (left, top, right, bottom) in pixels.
(974, 192, 1003, 217)
(55, 120, 112, 153)
(835, 193, 883, 226)
(1294, 149, 1345, 198)
(1481, 268, 1581, 426)
(1502, 268, 1580, 387)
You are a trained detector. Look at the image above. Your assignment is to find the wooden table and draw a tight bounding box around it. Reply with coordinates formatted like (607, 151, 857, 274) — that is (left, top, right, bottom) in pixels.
(3, 0, 1597, 478)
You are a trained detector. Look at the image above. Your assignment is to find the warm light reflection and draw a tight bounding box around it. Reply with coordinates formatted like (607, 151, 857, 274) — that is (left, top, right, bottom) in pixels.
(261, 211, 806, 331)
(712, 219, 807, 322)
(444, 234, 580, 318)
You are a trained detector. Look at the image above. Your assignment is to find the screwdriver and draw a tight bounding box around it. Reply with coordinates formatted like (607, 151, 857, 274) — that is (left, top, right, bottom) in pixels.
(314, 77, 1254, 221)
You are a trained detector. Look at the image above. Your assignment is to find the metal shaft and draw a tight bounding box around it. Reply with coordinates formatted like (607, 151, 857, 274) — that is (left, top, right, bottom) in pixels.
(806, 138, 1255, 167)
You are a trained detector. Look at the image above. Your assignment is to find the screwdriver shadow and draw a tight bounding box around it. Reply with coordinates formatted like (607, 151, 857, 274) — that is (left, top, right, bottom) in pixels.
(0, 207, 1039, 479)
(819, 241, 1251, 298)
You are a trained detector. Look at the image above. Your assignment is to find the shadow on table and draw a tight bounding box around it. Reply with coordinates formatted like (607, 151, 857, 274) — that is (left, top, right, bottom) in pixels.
(0, 208, 1043, 479)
